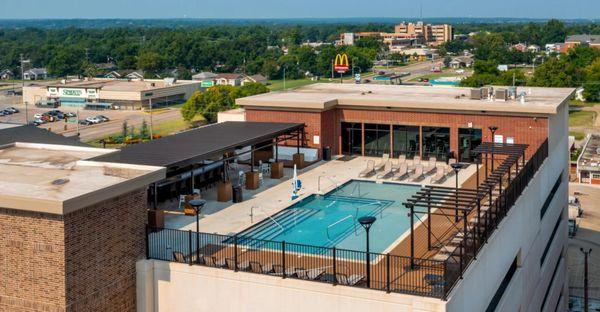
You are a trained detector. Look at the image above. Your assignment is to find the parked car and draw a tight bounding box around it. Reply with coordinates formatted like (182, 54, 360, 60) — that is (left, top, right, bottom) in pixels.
(34, 113, 43, 119)
(30, 119, 44, 126)
(0, 111, 6, 117)
(5, 107, 19, 113)
(96, 115, 110, 122)
(85, 116, 102, 124)
(1, 109, 12, 115)
(79, 119, 93, 126)
(64, 112, 76, 118)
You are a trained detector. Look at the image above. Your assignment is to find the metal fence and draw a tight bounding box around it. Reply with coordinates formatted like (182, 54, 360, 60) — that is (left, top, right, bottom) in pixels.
(147, 226, 449, 299)
(145, 139, 549, 301)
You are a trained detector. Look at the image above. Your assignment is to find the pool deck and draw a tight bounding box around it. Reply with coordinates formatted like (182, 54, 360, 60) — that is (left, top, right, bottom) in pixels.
(165, 156, 477, 241)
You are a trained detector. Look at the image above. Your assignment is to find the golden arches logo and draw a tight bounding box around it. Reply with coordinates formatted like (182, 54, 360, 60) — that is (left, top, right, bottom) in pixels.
(334, 53, 349, 73)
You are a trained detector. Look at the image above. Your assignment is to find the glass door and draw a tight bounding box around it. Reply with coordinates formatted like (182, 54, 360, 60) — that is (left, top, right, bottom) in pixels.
(459, 128, 482, 162)
(341, 122, 362, 155)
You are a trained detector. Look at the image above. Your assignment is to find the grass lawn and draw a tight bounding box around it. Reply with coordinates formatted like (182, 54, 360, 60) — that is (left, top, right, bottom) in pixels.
(569, 110, 597, 128)
(570, 100, 600, 108)
(570, 131, 586, 141)
(267, 79, 319, 91)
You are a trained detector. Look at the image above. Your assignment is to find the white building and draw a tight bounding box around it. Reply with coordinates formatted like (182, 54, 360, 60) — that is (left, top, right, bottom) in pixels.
(23, 68, 48, 80)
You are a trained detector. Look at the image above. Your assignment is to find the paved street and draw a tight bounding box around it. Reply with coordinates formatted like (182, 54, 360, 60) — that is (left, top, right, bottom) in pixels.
(0, 98, 183, 142)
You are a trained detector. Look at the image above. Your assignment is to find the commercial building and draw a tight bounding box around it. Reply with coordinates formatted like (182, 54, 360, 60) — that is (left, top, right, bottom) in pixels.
(0, 142, 165, 311)
(576, 134, 600, 184)
(339, 22, 453, 48)
(22, 78, 201, 109)
(132, 83, 571, 312)
(564, 34, 600, 52)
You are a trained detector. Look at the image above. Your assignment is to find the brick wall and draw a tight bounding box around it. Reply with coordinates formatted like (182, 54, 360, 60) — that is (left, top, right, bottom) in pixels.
(246, 107, 549, 159)
(0, 188, 147, 312)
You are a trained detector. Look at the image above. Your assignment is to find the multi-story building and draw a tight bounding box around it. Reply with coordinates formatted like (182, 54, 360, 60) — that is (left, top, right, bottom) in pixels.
(563, 35, 600, 52)
(576, 134, 600, 184)
(339, 22, 453, 48)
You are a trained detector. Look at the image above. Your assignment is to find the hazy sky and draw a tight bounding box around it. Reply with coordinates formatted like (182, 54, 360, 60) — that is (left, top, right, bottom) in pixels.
(0, 0, 598, 19)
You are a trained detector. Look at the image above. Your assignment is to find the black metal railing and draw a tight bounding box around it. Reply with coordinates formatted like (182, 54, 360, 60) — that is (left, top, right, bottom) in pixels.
(147, 227, 449, 299)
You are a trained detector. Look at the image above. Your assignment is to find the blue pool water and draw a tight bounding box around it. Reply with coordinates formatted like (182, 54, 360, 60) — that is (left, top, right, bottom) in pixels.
(237, 180, 420, 254)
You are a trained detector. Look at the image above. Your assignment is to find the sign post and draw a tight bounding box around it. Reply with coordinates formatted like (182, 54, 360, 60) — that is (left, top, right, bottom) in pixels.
(334, 53, 350, 84)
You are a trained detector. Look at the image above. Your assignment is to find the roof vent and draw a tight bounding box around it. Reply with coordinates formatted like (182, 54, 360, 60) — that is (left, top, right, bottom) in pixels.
(51, 178, 70, 186)
(470, 88, 482, 100)
(495, 89, 508, 101)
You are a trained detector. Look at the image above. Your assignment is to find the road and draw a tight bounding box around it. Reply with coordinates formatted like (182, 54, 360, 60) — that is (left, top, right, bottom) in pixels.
(341, 61, 439, 84)
(0, 99, 184, 142)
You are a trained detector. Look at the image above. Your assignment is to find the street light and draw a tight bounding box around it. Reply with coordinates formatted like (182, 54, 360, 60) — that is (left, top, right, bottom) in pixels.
(358, 216, 376, 288)
(580, 248, 592, 312)
(189, 199, 206, 263)
(451, 163, 463, 222)
(488, 126, 498, 172)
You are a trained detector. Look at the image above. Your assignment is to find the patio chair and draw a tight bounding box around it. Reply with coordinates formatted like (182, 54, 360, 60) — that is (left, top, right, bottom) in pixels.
(296, 268, 325, 280)
(272, 264, 298, 277)
(376, 161, 393, 179)
(249, 261, 273, 274)
(430, 166, 448, 184)
(409, 165, 425, 182)
(203, 255, 226, 268)
(408, 156, 421, 171)
(225, 258, 250, 271)
(423, 274, 444, 285)
(373, 154, 390, 172)
(335, 273, 365, 286)
(423, 157, 437, 175)
(392, 154, 407, 170)
(358, 160, 375, 177)
(173, 251, 187, 263)
(391, 163, 409, 181)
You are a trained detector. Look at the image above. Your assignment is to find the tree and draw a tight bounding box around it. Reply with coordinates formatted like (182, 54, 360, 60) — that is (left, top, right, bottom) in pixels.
(443, 56, 452, 68)
(529, 58, 576, 87)
(137, 51, 163, 72)
(181, 91, 203, 121)
(140, 119, 149, 139)
(121, 120, 129, 138)
(583, 59, 600, 102)
(541, 19, 567, 45)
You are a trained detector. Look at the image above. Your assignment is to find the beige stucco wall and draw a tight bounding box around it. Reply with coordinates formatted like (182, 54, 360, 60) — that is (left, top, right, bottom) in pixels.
(136, 260, 446, 312)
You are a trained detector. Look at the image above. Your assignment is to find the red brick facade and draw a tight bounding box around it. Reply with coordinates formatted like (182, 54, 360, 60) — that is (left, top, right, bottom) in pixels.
(246, 108, 549, 159)
(0, 188, 147, 312)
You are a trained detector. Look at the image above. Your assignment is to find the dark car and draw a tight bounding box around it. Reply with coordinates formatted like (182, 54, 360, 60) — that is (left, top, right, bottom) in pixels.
(5, 107, 19, 113)
(1, 109, 12, 115)
(96, 115, 110, 122)
(79, 119, 93, 126)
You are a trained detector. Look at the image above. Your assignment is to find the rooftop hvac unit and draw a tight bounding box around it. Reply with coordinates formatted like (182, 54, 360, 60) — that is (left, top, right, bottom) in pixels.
(164, 77, 176, 86)
(508, 86, 517, 99)
(470, 88, 482, 100)
(482, 87, 493, 99)
(495, 89, 508, 101)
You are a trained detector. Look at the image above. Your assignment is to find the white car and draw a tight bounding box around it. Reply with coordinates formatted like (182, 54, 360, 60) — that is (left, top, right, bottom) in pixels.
(34, 113, 43, 119)
(85, 116, 102, 124)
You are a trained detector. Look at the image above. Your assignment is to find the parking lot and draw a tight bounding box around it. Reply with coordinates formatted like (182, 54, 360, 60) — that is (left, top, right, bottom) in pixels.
(0, 95, 184, 142)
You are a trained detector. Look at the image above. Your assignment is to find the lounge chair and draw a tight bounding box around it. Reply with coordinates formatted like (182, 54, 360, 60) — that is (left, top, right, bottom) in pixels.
(392, 155, 407, 170)
(407, 156, 421, 171)
(392, 163, 409, 181)
(430, 166, 447, 184)
(358, 160, 375, 177)
(423, 157, 437, 175)
(173, 251, 202, 264)
(249, 261, 273, 274)
(409, 165, 425, 182)
(373, 154, 390, 172)
(272, 264, 298, 277)
(225, 258, 250, 271)
(376, 161, 393, 179)
(296, 268, 325, 280)
(203, 255, 226, 268)
(423, 274, 444, 285)
(336, 273, 365, 286)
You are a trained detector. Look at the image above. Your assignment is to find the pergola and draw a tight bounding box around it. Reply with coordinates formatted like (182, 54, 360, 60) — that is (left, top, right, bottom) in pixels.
(403, 142, 529, 269)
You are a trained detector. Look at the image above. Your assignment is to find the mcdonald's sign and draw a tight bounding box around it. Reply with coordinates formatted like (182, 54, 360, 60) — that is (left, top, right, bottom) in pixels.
(334, 53, 349, 73)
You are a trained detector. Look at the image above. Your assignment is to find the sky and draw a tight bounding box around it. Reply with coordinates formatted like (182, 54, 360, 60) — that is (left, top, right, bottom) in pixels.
(0, 0, 598, 20)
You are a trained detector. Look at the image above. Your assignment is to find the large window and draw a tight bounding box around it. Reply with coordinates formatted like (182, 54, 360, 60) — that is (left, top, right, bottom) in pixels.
(541, 212, 563, 267)
(422, 127, 450, 161)
(341, 122, 362, 155)
(364, 123, 391, 156)
(541, 173, 563, 219)
(392, 125, 420, 158)
(459, 128, 482, 162)
(485, 256, 519, 312)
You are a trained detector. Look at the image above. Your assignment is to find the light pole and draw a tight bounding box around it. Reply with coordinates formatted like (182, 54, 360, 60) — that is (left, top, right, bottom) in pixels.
(488, 126, 498, 172)
(580, 248, 592, 312)
(359, 216, 376, 288)
(283, 66, 286, 91)
(189, 199, 206, 263)
(451, 163, 463, 222)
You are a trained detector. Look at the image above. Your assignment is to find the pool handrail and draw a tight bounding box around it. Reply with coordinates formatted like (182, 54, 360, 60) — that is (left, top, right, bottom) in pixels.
(326, 214, 357, 241)
(354, 201, 384, 219)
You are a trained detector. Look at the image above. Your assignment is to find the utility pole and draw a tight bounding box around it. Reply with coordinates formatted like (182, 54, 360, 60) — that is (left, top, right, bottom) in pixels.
(283, 67, 286, 91)
(149, 98, 154, 140)
(580, 248, 592, 312)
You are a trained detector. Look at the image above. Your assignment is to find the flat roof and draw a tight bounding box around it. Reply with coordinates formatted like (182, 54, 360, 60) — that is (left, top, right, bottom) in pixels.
(578, 134, 600, 172)
(40, 78, 200, 93)
(0, 124, 88, 147)
(0, 143, 165, 215)
(236, 83, 575, 115)
(93, 121, 304, 169)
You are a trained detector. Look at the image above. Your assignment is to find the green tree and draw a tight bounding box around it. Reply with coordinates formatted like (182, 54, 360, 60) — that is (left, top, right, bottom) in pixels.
(121, 120, 129, 138)
(583, 59, 600, 102)
(140, 119, 149, 139)
(181, 91, 203, 121)
(137, 51, 163, 72)
(529, 58, 576, 87)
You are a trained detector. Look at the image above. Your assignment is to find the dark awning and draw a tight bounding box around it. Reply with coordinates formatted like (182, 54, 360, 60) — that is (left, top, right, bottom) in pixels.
(93, 121, 304, 169)
(0, 124, 87, 147)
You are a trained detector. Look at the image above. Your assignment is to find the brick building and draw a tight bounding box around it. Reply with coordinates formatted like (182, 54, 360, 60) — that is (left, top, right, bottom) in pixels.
(0, 143, 164, 312)
(237, 84, 572, 162)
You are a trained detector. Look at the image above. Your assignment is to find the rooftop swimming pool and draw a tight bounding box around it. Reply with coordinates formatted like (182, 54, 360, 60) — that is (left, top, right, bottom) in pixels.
(237, 180, 420, 254)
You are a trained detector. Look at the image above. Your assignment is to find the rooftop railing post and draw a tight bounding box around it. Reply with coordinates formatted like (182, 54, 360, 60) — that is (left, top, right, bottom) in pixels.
(476, 197, 481, 244)
(188, 230, 193, 266)
(427, 189, 432, 250)
(145, 224, 150, 259)
(234, 235, 238, 272)
(332, 247, 337, 286)
(408, 203, 415, 269)
(282, 241, 286, 279)
(459, 239, 464, 279)
(485, 153, 488, 180)
(386, 253, 391, 293)
(462, 209, 468, 263)
(297, 130, 301, 154)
